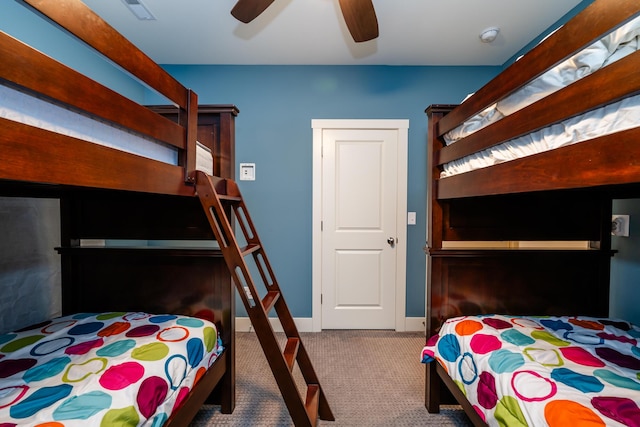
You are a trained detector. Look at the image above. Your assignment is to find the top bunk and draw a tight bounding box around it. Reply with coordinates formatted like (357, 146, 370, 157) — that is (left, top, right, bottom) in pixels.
(0, 0, 204, 197)
(427, 0, 640, 201)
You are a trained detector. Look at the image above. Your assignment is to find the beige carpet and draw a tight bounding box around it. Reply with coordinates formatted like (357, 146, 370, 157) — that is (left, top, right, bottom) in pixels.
(191, 330, 473, 426)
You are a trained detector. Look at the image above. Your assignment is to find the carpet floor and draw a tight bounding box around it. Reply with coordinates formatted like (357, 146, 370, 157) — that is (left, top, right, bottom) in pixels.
(191, 330, 473, 426)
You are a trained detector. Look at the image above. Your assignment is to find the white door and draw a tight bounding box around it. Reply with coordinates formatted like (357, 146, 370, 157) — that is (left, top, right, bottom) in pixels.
(315, 122, 407, 330)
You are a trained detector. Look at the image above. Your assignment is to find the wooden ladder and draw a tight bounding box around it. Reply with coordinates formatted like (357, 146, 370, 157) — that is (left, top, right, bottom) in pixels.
(194, 171, 334, 427)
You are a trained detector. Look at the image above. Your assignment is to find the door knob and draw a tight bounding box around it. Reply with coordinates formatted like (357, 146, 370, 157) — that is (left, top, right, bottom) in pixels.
(387, 237, 395, 247)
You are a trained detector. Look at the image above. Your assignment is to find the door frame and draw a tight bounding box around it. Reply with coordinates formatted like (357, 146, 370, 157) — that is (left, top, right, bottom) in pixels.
(311, 119, 409, 331)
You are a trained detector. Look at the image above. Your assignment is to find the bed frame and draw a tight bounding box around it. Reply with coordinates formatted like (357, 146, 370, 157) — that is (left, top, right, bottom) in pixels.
(425, 0, 640, 424)
(0, 1, 237, 425)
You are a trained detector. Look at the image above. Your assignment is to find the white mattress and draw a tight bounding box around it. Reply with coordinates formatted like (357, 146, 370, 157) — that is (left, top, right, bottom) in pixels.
(442, 94, 640, 177)
(0, 84, 213, 173)
(441, 15, 640, 177)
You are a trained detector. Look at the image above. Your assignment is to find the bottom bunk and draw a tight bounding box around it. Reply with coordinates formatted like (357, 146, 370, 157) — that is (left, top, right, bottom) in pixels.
(0, 189, 236, 427)
(0, 311, 227, 426)
(422, 315, 640, 427)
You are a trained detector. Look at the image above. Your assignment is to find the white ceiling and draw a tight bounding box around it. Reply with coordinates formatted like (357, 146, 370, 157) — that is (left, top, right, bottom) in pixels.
(81, 0, 583, 66)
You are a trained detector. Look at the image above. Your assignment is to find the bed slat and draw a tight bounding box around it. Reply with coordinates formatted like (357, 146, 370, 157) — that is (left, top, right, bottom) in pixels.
(437, 126, 640, 199)
(0, 117, 192, 195)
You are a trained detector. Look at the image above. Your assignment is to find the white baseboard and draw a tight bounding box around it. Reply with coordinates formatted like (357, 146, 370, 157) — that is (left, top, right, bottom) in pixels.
(404, 317, 426, 332)
(235, 317, 426, 332)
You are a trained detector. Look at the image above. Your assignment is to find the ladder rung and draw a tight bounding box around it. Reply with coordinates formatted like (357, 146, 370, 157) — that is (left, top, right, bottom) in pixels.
(217, 194, 242, 202)
(261, 290, 280, 313)
(305, 384, 320, 425)
(240, 243, 261, 256)
(283, 337, 300, 372)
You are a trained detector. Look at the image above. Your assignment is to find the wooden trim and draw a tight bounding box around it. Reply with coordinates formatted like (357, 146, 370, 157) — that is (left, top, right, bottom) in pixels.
(0, 117, 193, 196)
(149, 104, 239, 180)
(184, 90, 199, 183)
(435, 363, 487, 427)
(213, 107, 238, 179)
(426, 108, 453, 252)
(436, 126, 640, 199)
(165, 351, 227, 427)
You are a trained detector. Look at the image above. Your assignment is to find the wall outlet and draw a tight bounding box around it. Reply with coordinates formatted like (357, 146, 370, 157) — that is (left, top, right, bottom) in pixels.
(612, 214, 630, 237)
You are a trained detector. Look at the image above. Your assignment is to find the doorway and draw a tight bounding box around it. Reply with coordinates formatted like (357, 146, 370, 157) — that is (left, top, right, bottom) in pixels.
(311, 119, 409, 330)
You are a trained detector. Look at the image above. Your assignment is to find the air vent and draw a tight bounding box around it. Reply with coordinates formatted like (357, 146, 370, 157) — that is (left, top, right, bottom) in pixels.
(121, 0, 156, 20)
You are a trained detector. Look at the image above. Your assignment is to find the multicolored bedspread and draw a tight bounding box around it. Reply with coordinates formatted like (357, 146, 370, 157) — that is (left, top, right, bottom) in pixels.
(0, 312, 223, 426)
(422, 315, 640, 427)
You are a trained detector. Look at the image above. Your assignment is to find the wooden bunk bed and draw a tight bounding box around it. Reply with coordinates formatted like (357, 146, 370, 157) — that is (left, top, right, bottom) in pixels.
(0, 1, 237, 425)
(423, 0, 640, 425)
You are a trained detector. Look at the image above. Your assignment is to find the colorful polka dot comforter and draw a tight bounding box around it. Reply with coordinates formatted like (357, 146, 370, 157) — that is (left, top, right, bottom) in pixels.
(0, 312, 223, 426)
(421, 315, 640, 427)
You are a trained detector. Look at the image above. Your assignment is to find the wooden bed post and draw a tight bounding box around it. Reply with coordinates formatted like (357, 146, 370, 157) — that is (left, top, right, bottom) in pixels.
(197, 105, 239, 180)
(183, 89, 199, 184)
(425, 105, 456, 413)
(425, 105, 456, 337)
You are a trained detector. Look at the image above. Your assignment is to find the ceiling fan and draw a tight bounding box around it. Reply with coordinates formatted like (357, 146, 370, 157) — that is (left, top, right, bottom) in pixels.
(230, 0, 379, 43)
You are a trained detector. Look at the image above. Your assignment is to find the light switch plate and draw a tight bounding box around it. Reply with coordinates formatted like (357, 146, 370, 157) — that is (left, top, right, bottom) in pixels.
(239, 163, 255, 181)
(407, 212, 416, 225)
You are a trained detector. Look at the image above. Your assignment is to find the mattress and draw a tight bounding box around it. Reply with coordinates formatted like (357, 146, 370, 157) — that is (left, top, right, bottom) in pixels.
(441, 15, 640, 178)
(441, 94, 640, 177)
(0, 84, 214, 173)
(422, 315, 640, 426)
(0, 311, 223, 426)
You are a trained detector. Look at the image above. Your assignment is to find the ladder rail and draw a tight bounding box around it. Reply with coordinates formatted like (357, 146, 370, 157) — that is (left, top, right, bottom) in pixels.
(228, 189, 330, 397)
(245, 309, 313, 425)
(194, 171, 334, 426)
(194, 175, 260, 311)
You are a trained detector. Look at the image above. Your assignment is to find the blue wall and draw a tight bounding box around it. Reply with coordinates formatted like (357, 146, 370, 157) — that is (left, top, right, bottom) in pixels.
(1, 1, 145, 102)
(156, 65, 500, 318)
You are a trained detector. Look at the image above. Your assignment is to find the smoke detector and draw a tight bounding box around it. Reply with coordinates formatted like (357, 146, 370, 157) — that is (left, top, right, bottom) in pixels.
(479, 27, 500, 43)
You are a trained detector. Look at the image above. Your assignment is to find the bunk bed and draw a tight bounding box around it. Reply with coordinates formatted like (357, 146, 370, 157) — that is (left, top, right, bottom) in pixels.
(422, 0, 640, 425)
(0, 0, 237, 425)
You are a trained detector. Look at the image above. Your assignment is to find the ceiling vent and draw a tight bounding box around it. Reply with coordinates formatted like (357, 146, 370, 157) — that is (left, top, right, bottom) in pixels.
(122, 0, 156, 21)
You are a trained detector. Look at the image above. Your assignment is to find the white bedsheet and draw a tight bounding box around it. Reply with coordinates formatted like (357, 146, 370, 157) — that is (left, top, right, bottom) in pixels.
(0, 84, 214, 173)
(442, 94, 640, 177)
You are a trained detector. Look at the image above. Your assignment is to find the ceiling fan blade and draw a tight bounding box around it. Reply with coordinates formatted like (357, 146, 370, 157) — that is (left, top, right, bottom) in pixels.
(338, 0, 379, 42)
(231, 0, 276, 23)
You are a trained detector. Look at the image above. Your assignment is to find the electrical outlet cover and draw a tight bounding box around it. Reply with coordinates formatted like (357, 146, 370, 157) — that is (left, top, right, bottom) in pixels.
(612, 214, 630, 237)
